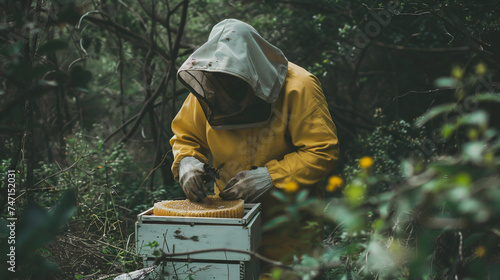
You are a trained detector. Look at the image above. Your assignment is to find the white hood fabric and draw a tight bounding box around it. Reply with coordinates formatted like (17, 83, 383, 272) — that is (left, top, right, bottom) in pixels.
(177, 19, 288, 129)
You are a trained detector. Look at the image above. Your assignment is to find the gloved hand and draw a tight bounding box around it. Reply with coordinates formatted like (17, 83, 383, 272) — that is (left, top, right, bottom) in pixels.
(220, 167, 274, 202)
(178, 157, 206, 202)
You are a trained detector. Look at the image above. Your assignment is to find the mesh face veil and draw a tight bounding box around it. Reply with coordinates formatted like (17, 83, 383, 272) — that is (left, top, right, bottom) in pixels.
(178, 71, 272, 129)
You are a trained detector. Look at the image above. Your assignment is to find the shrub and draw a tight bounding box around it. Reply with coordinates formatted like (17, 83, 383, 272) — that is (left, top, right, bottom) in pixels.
(267, 66, 500, 280)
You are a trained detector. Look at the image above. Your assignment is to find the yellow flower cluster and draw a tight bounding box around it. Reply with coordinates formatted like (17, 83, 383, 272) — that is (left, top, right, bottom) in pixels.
(452, 66, 463, 79)
(326, 176, 343, 192)
(475, 246, 486, 258)
(283, 181, 298, 193)
(359, 156, 374, 169)
(475, 63, 486, 75)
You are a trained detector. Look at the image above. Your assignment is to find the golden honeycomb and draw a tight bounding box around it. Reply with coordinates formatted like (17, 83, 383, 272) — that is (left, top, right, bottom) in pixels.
(153, 196, 244, 218)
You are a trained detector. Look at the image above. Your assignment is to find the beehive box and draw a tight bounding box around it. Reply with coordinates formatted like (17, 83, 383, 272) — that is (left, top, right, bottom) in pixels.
(135, 203, 262, 279)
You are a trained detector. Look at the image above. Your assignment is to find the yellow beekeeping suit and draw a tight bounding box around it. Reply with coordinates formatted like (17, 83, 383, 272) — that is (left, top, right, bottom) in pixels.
(170, 62, 339, 263)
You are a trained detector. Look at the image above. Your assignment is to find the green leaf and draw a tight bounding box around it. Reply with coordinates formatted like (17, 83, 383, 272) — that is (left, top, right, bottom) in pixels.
(345, 183, 366, 207)
(372, 218, 384, 231)
(38, 39, 69, 54)
(463, 142, 485, 163)
(457, 199, 482, 214)
(366, 240, 395, 272)
(15, 189, 77, 254)
(401, 160, 413, 178)
(271, 267, 283, 279)
(38, 79, 58, 87)
(303, 221, 319, 230)
(300, 254, 319, 267)
(146, 241, 159, 248)
(295, 189, 308, 204)
(262, 215, 288, 231)
(472, 93, 500, 103)
(434, 77, 460, 88)
(325, 205, 364, 232)
(441, 123, 457, 138)
(271, 190, 287, 203)
(460, 110, 488, 127)
(447, 187, 469, 202)
(415, 103, 457, 127)
(378, 202, 391, 219)
(48, 188, 78, 228)
(74, 87, 90, 93)
(454, 172, 471, 187)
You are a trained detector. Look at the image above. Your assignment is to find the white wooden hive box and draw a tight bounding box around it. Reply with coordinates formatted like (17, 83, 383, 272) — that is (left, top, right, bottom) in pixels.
(135, 203, 262, 261)
(135, 203, 262, 279)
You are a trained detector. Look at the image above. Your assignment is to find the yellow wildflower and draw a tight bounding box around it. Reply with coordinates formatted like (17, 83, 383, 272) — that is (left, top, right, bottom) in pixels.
(272, 267, 283, 279)
(475, 246, 486, 258)
(345, 183, 366, 207)
(283, 181, 298, 193)
(484, 152, 494, 163)
(326, 176, 343, 192)
(475, 63, 486, 75)
(359, 156, 374, 169)
(452, 66, 463, 79)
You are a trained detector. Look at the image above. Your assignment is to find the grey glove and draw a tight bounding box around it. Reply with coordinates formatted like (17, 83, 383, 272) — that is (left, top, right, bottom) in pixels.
(178, 157, 206, 202)
(220, 167, 274, 202)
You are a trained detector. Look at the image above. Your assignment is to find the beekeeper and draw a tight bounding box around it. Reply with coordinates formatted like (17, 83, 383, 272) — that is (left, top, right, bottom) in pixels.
(170, 19, 339, 263)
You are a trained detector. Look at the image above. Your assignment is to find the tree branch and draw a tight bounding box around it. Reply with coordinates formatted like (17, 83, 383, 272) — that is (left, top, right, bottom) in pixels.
(31, 156, 85, 188)
(114, 246, 343, 280)
(155, 247, 290, 268)
(372, 41, 470, 52)
(103, 89, 186, 144)
(118, 72, 168, 144)
(83, 14, 171, 62)
(330, 104, 377, 127)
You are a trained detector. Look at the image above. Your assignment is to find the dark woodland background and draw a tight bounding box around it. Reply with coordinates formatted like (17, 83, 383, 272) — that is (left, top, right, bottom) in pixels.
(1, 0, 500, 279)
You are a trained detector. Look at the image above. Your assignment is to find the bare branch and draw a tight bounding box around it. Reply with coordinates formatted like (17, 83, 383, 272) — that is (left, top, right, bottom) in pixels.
(32, 156, 85, 188)
(330, 104, 376, 126)
(372, 41, 470, 52)
(118, 72, 169, 144)
(155, 247, 290, 268)
(103, 89, 186, 144)
(118, 0, 149, 32)
(83, 14, 171, 62)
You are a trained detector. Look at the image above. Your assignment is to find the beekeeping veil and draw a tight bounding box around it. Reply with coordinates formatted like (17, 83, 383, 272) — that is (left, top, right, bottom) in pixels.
(177, 19, 288, 130)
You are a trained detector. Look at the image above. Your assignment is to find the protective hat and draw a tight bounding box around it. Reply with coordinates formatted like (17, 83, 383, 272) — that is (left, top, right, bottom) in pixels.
(177, 18, 288, 129)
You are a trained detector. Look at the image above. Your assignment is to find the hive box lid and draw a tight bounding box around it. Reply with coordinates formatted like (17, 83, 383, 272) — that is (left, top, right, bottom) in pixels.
(137, 202, 261, 226)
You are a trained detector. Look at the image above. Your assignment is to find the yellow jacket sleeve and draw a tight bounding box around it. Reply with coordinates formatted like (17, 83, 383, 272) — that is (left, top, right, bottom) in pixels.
(169, 94, 210, 180)
(265, 70, 339, 188)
